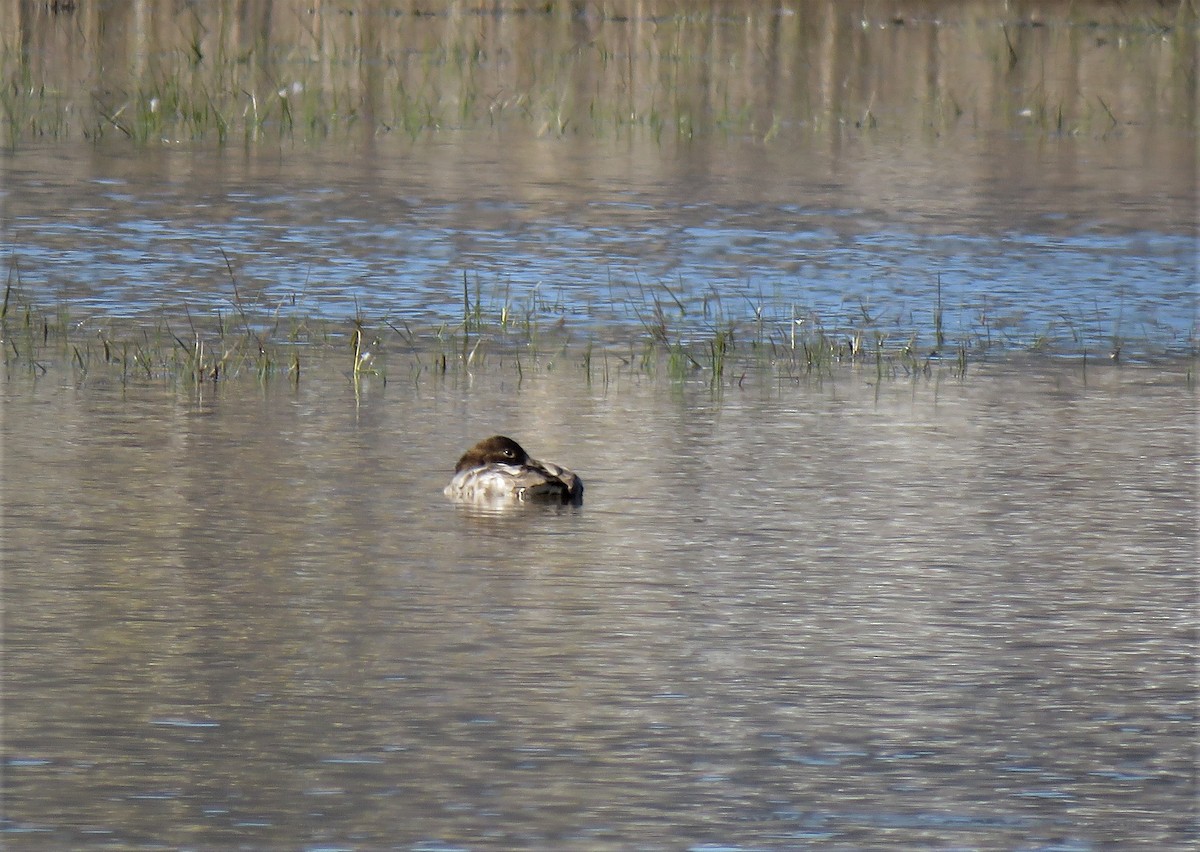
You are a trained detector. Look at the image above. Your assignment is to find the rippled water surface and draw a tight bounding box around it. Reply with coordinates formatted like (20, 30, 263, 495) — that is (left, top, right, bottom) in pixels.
(2, 6, 1197, 843)
(3, 128, 1195, 357)
(3, 359, 1195, 849)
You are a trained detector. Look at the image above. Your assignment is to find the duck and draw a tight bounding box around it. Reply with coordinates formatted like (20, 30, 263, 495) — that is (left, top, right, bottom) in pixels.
(445, 435, 583, 505)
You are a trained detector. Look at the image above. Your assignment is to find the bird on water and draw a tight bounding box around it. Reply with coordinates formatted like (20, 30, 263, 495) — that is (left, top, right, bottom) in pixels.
(444, 435, 583, 506)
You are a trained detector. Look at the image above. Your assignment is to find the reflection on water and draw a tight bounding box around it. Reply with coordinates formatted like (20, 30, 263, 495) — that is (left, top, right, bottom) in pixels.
(3, 2, 1195, 360)
(3, 360, 1195, 848)
(4, 132, 1195, 359)
(7, 0, 1191, 145)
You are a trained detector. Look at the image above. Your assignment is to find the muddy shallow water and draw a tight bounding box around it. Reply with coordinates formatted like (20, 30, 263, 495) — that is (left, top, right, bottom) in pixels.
(2, 359, 1195, 848)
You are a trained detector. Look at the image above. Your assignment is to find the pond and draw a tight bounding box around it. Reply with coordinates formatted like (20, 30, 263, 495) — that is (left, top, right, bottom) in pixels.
(3, 130, 1195, 360)
(2, 358, 1196, 849)
(3, 0, 1196, 358)
(2, 1, 1197, 848)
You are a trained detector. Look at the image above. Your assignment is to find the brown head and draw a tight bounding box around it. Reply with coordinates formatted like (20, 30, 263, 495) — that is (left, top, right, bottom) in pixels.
(454, 435, 530, 473)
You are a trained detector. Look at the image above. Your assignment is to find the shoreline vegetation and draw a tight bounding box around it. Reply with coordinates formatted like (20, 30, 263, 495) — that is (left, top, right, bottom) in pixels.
(2, 1, 1194, 147)
(3, 276, 1195, 393)
(2, 0, 1195, 388)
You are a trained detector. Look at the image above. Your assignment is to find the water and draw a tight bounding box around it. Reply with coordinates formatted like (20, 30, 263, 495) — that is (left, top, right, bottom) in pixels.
(2, 5, 1197, 844)
(2, 131, 1195, 356)
(3, 360, 1195, 848)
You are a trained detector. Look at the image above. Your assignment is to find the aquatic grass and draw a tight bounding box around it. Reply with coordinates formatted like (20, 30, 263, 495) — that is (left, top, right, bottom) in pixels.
(3, 266, 1192, 393)
(933, 275, 946, 350)
(708, 324, 732, 386)
(0, 59, 43, 150)
(3, 2, 1192, 148)
(0, 277, 315, 387)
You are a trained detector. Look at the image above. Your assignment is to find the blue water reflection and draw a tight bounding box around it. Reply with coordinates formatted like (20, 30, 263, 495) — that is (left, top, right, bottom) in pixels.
(4, 140, 1195, 356)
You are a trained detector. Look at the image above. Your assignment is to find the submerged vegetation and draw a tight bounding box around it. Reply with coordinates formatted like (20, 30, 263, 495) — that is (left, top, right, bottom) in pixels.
(5, 265, 1190, 395)
(2, 1, 1193, 387)
(1, 0, 1194, 147)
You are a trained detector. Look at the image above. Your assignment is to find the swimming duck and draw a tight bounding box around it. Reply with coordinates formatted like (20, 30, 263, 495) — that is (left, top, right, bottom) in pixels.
(445, 435, 583, 505)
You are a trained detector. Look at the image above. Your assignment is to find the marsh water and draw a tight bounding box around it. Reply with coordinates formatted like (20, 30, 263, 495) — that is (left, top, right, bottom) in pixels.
(3, 0, 1197, 355)
(3, 1, 1200, 849)
(3, 131, 1196, 357)
(3, 360, 1196, 849)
